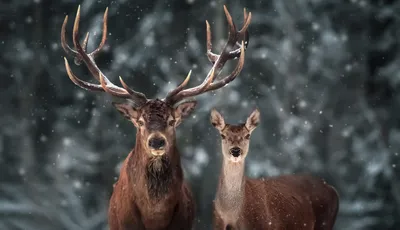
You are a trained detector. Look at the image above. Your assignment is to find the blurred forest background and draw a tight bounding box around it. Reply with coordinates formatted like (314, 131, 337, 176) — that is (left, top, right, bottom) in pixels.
(1, 0, 400, 229)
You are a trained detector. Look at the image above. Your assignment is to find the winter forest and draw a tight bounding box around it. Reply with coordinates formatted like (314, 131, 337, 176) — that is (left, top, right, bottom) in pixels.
(1, 0, 400, 229)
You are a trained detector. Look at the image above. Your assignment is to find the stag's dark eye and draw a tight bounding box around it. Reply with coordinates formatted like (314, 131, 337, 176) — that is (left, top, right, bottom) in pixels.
(245, 134, 250, 139)
(169, 120, 176, 126)
(221, 134, 226, 139)
(137, 120, 144, 126)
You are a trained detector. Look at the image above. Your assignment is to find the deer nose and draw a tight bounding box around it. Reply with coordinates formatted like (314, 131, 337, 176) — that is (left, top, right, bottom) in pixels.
(148, 137, 166, 150)
(229, 147, 242, 157)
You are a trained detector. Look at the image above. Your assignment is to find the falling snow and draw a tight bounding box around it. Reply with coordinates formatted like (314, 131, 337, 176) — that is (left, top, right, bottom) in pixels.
(0, 1, 399, 230)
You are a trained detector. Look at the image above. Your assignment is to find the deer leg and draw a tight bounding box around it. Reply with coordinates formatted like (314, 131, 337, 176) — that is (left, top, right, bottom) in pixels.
(119, 211, 144, 230)
(109, 196, 144, 230)
(167, 185, 196, 230)
(110, 209, 144, 230)
(167, 203, 195, 230)
(123, 204, 145, 230)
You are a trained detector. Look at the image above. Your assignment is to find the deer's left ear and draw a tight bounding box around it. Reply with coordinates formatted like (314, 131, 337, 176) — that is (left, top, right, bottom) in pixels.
(174, 101, 197, 126)
(245, 108, 260, 133)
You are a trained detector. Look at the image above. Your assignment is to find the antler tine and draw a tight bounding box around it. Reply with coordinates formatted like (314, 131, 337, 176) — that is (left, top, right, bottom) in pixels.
(165, 6, 251, 105)
(226, 12, 251, 58)
(164, 70, 192, 100)
(237, 8, 251, 47)
(241, 8, 250, 33)
(223, 5, 237, 43)
(64, 57, 105, 92)
(205, 6, 238, 65)
(61, 5, 148, 105)
(206, 20, 219, 64)
(82, 32, 90, 52)
(64, 56, 136, 98)
(207, 6, 251, 65)
(99, 73, 147, 104)
(201, 41, 245, 93)
(61, 16, 86, 66)
(170, 68, 217, 104)
(71, 5, 104, 81)
(89, 7, 108, 58)
(173, 41, 245, 99)
(61, 15, 78, 57)
(164, 67, 216, 105)
(119, 76, 148, 101)
(243, 8, 248, 23)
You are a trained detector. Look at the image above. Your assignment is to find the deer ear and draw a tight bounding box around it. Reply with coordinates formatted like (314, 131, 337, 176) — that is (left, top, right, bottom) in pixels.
(112, 102, 139, 120)
(210, 109, 225, 131)
(245, 108, 260, 132)
(174, 101, 197, 126)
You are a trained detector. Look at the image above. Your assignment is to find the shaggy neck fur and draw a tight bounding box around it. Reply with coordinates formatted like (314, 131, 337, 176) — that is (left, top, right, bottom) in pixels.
(131, 132, 180, 200)
(145, 155, 172, 199)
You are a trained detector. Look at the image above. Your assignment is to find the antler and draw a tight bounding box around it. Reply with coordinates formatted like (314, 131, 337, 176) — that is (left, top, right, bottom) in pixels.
(61, 5, 148, 106)
(165, 5, 252, 105)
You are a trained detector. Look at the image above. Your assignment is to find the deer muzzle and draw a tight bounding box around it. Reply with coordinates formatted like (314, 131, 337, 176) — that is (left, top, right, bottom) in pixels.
(229, 147, 242, 157)
(147, 133, 167, 156)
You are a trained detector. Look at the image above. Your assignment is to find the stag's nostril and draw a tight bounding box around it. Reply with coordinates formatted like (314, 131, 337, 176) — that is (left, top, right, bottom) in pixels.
(229, 147, 241, 157)
(148, 138, 166, 149)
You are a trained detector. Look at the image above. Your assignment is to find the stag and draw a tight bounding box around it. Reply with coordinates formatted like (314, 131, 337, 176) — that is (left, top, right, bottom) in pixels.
(210, 109, 339, 230)
(61, 5, 252, 230)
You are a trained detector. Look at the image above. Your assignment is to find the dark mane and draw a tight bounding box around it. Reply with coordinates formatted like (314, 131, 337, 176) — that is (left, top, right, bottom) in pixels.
(146, 155, 173, 199)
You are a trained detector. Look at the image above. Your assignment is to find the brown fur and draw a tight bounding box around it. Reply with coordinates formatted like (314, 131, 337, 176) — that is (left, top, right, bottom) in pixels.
(210, 109, 339, 230)
(108, 99, 196, 230)
(146, 155, 172, 199)
(62, 4, 252, 229)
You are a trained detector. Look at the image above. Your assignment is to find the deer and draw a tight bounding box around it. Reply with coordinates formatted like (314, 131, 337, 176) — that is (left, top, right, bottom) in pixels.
(210, 109, 339, 230)
(61, 4, 252, 230)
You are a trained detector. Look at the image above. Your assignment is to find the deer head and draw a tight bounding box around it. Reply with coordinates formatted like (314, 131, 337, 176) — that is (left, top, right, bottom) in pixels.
(112, 99, 196, 157)
(210, 109, 260, 163)
(61, 5, 252, 160)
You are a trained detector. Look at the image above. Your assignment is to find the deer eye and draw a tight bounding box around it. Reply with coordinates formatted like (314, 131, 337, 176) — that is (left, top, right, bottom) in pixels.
(245, 134, 250, 139)
(169, 120, 176, 126)
(137, 120, 144, 126)
(221, 134, 226, 139)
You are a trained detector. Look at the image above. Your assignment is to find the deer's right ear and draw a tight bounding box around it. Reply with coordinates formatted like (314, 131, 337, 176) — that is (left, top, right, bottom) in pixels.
(210, 109, 225, 131)
(112, 102, 140, 120)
